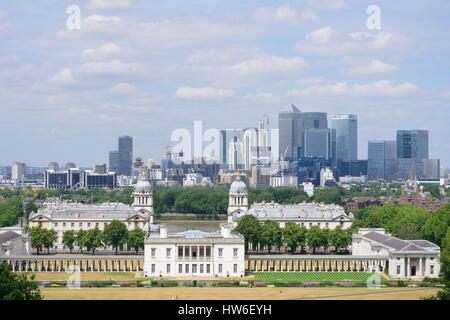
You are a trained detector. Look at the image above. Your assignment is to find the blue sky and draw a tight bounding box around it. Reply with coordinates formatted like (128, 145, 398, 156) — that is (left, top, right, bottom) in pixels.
(0, 0, 449, 167)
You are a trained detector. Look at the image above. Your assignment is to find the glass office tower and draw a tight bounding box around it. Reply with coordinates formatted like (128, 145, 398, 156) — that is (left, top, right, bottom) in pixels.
(396, 130, 429, 159)
(118, 135, 133, 176)
(331, 114, 358, 161)
(278, 104, 304, 161)
(368, 140, 396, 181)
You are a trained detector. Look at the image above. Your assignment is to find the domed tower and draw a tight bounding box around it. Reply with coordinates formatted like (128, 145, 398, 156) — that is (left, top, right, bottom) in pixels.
(133, 167, 154, 223)
(227, 177, 248, 223)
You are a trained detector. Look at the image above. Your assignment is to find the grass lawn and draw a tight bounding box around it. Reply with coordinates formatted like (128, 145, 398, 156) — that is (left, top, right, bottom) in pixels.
(254, 272, 376, 283)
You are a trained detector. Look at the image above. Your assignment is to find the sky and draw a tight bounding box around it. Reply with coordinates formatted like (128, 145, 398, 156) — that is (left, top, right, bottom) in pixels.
(0, 0, 449, 168)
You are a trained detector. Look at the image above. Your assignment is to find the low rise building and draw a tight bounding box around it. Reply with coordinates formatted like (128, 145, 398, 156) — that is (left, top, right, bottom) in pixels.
(352, 228, 440, 279)
(0, 227, 31, 256)
(144, 224, 245, 277)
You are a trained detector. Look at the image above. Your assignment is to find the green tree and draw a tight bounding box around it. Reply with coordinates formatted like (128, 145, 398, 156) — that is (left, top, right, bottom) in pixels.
(24, 201, 38, 216)
(43, 229, 57, 254)
(103, 220, 128, 254)
(307, 226, 325, 254)
(282, 223, 307, 254)
(330, 226, 351, 252)
(84, 228, 104, 255)
(127, 228, 146, 253)
(28, 226, 46, 255)
(261, 220, 282, 253)
(436, 227, 450, 300)
(62, 230, 77, 253)
(76, 229, 87, 253)
(422, 205, 450, 246)
(235, 215, 262, 253)
(0, 196, 24, 227)
(0, 264, 41, 300)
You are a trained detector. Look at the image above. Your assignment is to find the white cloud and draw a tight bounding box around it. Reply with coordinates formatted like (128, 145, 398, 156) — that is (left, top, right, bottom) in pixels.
(109, 82, 137, 95)
(78, 59, 136, 77)
(49, 68, 75, 85)
(87, 0, 134, 10)
(289, 80, 419, 97)
(228, 55, 308, 76)
(254, 4, 318, 23)
(296, 27, 412, 55)
(56, 15, 123, 38)
(82, 42, 122, 60)
(343, 59, 399, 76)
(175, 86, 234, 100)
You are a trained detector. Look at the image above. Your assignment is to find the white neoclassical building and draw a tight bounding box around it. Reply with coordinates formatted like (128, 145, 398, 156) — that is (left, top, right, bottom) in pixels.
(227, 179, 354, 229)
(144, 224, 245, 278)
(352, 228, 441, 279)
(28, 171, 155, 250)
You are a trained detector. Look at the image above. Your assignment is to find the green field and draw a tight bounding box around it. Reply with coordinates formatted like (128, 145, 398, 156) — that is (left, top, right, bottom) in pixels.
(254, 272, 376, 283)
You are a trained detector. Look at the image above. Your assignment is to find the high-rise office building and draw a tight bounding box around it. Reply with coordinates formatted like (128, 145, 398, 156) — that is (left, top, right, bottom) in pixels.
(331, 114, 358, 161)
(118, 135, 133, 176)
(303, 128, 335, 160)
(302, 112, 328, 130)
(368, 140, 397, 181)
(279, 104, 303, 161)
(11, 162, 26, 181)
(396, 130, 429, 159)
(109, 150, 119, 173)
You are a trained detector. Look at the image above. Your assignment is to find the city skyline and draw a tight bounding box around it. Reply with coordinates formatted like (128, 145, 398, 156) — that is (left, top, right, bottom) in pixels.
(0, 1, 449, 167)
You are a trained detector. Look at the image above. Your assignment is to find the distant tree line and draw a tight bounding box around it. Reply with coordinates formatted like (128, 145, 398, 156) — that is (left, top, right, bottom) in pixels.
(28, 220, 145, 255)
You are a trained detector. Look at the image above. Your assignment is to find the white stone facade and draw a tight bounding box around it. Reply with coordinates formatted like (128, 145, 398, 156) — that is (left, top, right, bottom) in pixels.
(28, 174, 154, 251)
(352, 228, 440, 279)
(144, 224, 245, 278)
(0, 227, 31, 256)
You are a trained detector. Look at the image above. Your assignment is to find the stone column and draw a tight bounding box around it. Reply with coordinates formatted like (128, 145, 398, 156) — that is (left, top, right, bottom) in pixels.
(407, 257, 410, 277)
(419, 257, 422, 277)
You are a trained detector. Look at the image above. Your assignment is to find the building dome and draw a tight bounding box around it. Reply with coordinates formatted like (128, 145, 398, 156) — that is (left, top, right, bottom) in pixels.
(135, 179, 152, 193)
(230, 180, 247, 193)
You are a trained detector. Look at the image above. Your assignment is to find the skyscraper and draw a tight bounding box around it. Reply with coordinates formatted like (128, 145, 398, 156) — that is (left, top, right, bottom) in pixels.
(118, 136, 133, 176)
(278, 104, 303, 161)
(302, 112, 328, 130)
(303, 128, 335, 160)
(109, 150, 119, 173)
(368, 140, 396, 181)
(396, 130, 429, 159)
(331, 114, 358, 161)
(11, 162, 26, 181)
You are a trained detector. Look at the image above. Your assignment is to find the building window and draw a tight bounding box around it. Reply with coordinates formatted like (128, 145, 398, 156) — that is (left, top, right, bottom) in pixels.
(166, 264, 171, 273)
(63, 223, 66, 227)
(87, 222, 91, 228)
(218, 264, 223, 273)
(192, 264, 197, 273)
(178, 264, 183, 274)
(192, 246, 198, 258)
(218, 248, 223, 257)
(233, 248, 238, 258)
(318, 223, 321, 227)
(184, 246, 190, 258)
(206, 246, 211, 257)
(71, 222, 74, 227)
(151, 264, 155, 273)
(309, 223, 312, 227)
(397, 265, 401, 275)
(95, 223, 99, 228)
(200, 264, 204, 273)
(233, 264, 238, 273)
(185, 264, 189, 273)
(151, 248, 156, 258)
(430, 265, 434, 275)
(301, 223, 304, 227)
(54, 223, 58, 227)
(325, 223, 329, 228)
(166, 248, 171, 258)
(79, 223, 82, 227)
(178, 246, 183, 258)
(199, 246, 204, 257)
(206, 264, 211, 273)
